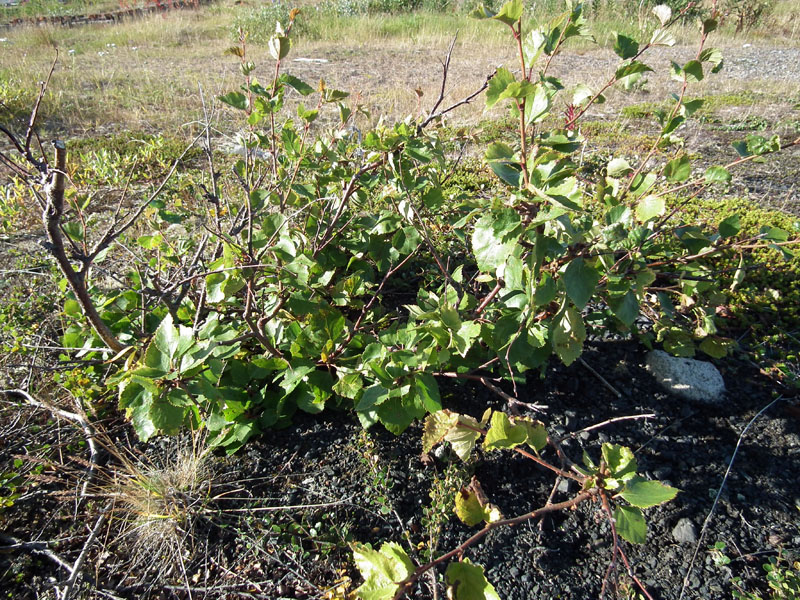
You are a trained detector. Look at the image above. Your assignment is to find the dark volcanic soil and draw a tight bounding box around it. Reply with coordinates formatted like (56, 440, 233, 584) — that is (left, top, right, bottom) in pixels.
(2, 340, 799, 600)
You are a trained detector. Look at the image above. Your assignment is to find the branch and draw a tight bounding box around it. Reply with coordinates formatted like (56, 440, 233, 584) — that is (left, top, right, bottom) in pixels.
(391, 490, 598, 600)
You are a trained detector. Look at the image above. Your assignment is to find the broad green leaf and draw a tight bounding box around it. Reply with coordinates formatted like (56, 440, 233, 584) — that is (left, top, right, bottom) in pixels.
(153, 314, 180, 360)
(663, 328, 695, 357)
(607, 157, 632, 178)
(705, 166, 731, 184)
(485, 142, 514, 161)
(445, 559, 501, 600)
(602, 443, 637, 479)
(682, 60, 704, 82)
(454, 485, 503, 527)
(333, 373, 364, 400)
(718, 214, 741, 238)
(356, 385, 391, 412)
(523, 29, 546, 66)
(613, 33, 639, 59)
(471, 209, 521, 273)
(414, 373, 442, 413)
(699, 336, 734, 359)
(268, 35, 291, 61)
(615, 61, 653, 81)
(664, 155, 691, 182)
(619, 476, 678, 508)
(614, 505, 647, 544)
(609, 290, 639, 327)
(699, 47, 723, 70)
(64, 298, 81, 318)
(636, 195, 665, 222)
(279, 73, 314, 96)
(524, 84, 551, 124)
(492, 0, 523, 26)
(150, 395, 186, 435)
(352, 542, 414, 600)
(483, 411, 527, 450)
(562, 258, 601, 309)
(552, 305, 586, 366)
(218, 92, 248, 111)
(486, 68, 516, 109)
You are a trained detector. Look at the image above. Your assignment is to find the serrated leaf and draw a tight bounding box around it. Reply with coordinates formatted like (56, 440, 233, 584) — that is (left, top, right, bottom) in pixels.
(280, 73, 314, 96)
(602, 443, 638, 479)
(422, 410, 459, 453)
(699, 336, 734, 358)
(454, 488, 489, 526)
(492, 0, 523, 26)
(334, 373, 363, 400)
(664, 155, 691, 182)
(471, 208, 521, 273)
(486, 68, 516, 109)
(268, 35, 291, 61)
(682, 60, 704, 82)
(483, 411, 527, 450)
(607, 157, 632, 178)
(615, 505, 647, 544)
(705, 166, 731, 184)
(445, 559, 501, 600)
(445, 415, 482, 461)
(562, 258, 601, 309)
(718, 214, 741, 238)
(552, 305, 586, 366)
(615, 61, 653, 81)
(619, 477, 678, 508)
(613, 33, 639, 59)
(650, 28, 675, 47)
(218, 92, 248, 111)
(636, 195, 665, 222)
(414, 373, 442, 413)
(352, 542, 414, 600)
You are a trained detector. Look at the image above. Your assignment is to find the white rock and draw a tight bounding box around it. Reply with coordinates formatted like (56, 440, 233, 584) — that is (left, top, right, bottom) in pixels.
(646, 350, 725, 404)
(672, 517, 698, 544)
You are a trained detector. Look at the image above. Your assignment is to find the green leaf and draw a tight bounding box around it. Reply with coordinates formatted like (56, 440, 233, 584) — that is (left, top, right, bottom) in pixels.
(607, 157, 632, 178)
(664, 155, 691, 182)
(602, 443, 637, 479)
(682, 60, 704, 82)
(483, 411, 527, 450)
(615, 61, 653, 81)
(609, 290, 639, 327)
(552, 305, 586, 366)
(150, 394, 187, 435)
(614, 505, 647, 544)
(454, 486, 502, 527)
(279, 74, 314, 96)
(333, 373, 364, 400)
(445, 559, 501, 600)
(268, 35, 291, 61)
(699, 336, 734, 358)
(414, 373, 442, 413)
(562, 258, 601, 309)
(471, 209, 521, 273)
(492, 0, 523, 26)
(619, 477, 679, 508)
(613, 33, 639, 59)
(485, 68, 516, 109)
(64, 298, 82, 318)
(636, 195, 665, 222)
(705, 166, 731, 184)
(218, 92, 248, 111)
(718, 214, 741, 238)
(352, 542, 415, 600)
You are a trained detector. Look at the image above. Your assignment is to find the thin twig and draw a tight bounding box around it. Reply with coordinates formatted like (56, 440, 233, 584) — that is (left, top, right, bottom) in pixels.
(556, 413, 656, 443)
(579, 357, 622, 398)
(678, 396, 787, 600)
(3, 389, 98, 499)
(59, 501, 112, 600)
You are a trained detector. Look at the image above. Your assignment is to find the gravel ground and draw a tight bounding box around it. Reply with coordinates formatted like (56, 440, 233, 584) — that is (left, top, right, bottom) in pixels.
(2, 340, 799, 599)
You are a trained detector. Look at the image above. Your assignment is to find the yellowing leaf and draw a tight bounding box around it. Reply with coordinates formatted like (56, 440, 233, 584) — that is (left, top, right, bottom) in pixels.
(445, 559, 501, 600)
(352, 542, 414, 600)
